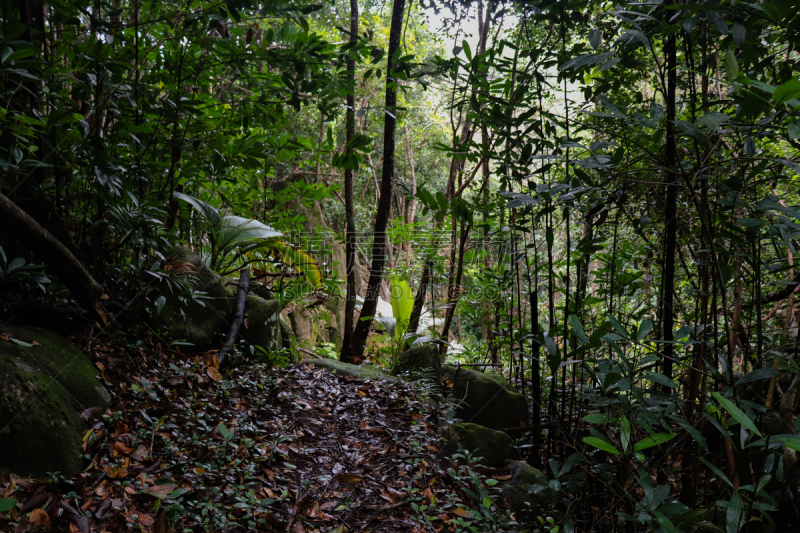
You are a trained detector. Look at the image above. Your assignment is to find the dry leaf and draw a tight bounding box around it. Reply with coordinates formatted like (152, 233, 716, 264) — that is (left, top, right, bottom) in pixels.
(452, 507, 470, 517)
(0, 333, 9, 341)
(207, 367, 222, 382)
(147, 485, 174, 498)
(337, 473, 362, 483)
(29, 508, 50, 527)
(494, 474, 512, 481)
(307, 501, 320, 518)
(139, 513, 155, 527)
(114, 441, 133, 454)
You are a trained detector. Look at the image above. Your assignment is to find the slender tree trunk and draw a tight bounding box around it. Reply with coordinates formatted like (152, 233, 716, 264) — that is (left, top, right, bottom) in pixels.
(340, 0, 360, 363)
(661, 10, 678, 386)
(348, 0, 406, 362)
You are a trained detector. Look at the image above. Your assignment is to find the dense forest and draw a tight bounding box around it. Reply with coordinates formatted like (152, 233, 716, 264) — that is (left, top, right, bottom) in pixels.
(1, 0, 800, 531)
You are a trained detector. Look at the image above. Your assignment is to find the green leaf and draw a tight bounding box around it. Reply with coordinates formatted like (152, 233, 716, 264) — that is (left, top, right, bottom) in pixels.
(0, 498, 17, 513)
(390, 277, 415, 342)
(774, 79, 800, 104)
(569, 314, 588, 343)
(621, 417, 631, 452)
(723, 50, 739, 81)
(788, 120, 800, 139)
(636, 320, 653, 341)
(735, 367, 779, 386)
(732, 22, 745, 45)
(588, 29, 601, 50)
(583, 413, 607, 424)
(462, 39, 472, 61)
(608, 315, 629, 338)
(633, 432, 676, 451)
(700, 457, 732, 487)
(644, 372, 678, 388)
(582, 436, 621, 455)
(712, 392, 762, 437)
(725, 492, 744, 533)
(173, 192, 221, 227)
(9, 338, 33, 347)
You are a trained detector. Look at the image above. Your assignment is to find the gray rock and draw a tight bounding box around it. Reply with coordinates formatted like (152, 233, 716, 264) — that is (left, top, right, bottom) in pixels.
(501, 461, 551, 516)
(306, 358, 397, 381)
(442, 365, 528, 432)
(444, 422, 513, 468)
(0, 325, 110, 477)
(391, 344, 441, 383)
(151, 247, 282, 355)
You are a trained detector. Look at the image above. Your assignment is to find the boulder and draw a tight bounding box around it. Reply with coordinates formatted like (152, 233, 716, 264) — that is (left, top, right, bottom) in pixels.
(152, 247, 283, 357)
(390, 344, 440, 383)
(441, 365, 528, 432)
(0, 324, 110, 477)
(306, 358, 397, 381)
(443, 422, 513, 468)
(501, 461, 551, 515)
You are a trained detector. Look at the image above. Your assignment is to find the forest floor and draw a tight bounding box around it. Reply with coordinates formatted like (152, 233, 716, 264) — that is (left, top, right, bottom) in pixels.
(0, 329, 516, 533)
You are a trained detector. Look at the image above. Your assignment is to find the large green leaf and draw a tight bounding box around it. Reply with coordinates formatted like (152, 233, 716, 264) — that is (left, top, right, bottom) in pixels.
(633, 432, 676, 451)
(390, 277, 415, 341)
(712, 392, 762, 438)
(216, 216, 282, 251)
(173, 191, 220, 227)
(582, 436, 621, 455)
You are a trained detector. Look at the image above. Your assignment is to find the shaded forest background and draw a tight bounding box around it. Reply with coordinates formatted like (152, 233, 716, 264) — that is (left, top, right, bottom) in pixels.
(2, 0, 800, 530)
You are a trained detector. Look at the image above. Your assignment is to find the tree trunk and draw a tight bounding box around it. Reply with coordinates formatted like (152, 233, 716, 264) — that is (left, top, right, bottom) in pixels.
(661, 10, 678, 387)
(348, 0, 406, 362)
(340, 0, 360, 363)
(0, 193, 111, 326)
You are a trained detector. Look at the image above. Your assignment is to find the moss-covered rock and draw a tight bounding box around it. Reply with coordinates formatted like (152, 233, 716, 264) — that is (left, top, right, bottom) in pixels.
(442, 365, 528, 432)
(279, 317, 299, 362)
(444, 422, 512, 468)
(392, 344, 440, 374)
(0, 324, 110, 477)
(152, 247, 283, 353)
(501, 461, 551, 516)
(0, 325, 110, 410)
(306, 358, 397, 381)
(243, 294, 282, 356)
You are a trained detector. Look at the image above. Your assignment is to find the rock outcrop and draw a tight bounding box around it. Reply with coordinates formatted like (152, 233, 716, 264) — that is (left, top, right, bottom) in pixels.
(151, 247, 286, 360)
(390, 344, 441, 382)
(0, 324, 110, 477)
(443, 422, 513, 468)
(501, 461, 551, 516)
(305, 358, 396, 381)
(441, 365, 528, 432)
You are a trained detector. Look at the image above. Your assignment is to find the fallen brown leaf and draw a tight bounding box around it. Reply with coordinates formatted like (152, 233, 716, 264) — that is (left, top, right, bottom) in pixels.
(307, 501, 320, 518)
(207, 367, 222, 382)
(29, 508, 50, 528)
(453, 507, 470, 517)
(115, 441, 133, 454)
(337, 473, 362, 483)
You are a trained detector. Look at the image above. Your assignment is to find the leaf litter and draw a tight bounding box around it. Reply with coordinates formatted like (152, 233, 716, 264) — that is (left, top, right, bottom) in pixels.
(0, 330, 516, 532)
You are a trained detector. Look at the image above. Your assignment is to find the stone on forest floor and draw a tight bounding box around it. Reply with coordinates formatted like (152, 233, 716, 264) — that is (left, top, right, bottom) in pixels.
(390, 344, 441, 385)
(501, 461, 551, 515)
(443, 422, 513, 468)
(441, 365, 528, 431)
(305, 358, 397, 381)
(0, 324, 110, 477)
(151, 247, 286, 359)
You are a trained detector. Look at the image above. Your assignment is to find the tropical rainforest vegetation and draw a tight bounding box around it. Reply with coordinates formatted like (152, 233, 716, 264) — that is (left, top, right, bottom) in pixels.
(1, 0, 800, 530)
